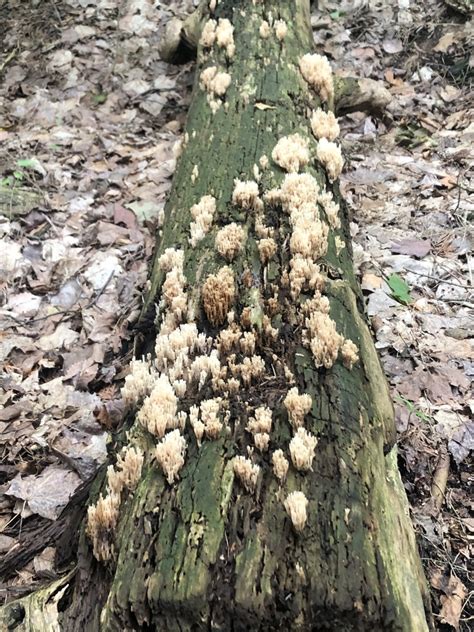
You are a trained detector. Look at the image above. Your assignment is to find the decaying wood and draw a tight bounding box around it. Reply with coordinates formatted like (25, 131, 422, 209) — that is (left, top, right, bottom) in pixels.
(0, 187, 43, 217)
(159, 2, 392, 117)
(0, 1, 431, 630)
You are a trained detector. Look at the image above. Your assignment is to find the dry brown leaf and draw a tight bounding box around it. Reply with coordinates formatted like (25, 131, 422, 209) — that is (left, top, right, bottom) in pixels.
(384, 68, 405, 87)
(361, 273, 383, 291)
(433, 573, 468, 630)
(390, 238, 431, 258)
(433, 32, 456, 53)
(6, 466, 82, 520)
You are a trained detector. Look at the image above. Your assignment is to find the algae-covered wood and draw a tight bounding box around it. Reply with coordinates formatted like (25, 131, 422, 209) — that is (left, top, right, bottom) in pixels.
(0, 1, 432, 630)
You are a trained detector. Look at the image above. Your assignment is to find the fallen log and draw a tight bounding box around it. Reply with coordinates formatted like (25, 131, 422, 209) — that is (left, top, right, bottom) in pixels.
(0, 1, 432, 630)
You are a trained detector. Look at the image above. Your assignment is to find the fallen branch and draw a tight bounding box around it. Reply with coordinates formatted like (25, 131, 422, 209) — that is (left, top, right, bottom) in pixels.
(430, 444, 450, 515)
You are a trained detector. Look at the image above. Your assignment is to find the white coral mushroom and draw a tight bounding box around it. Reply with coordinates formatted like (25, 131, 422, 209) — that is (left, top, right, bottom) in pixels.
(299, 53, 334, 102)
(284, 491, 309, 532)
(272, 449, 289, 483)
(272, 134, 310, 173)
(289, 428, 318, 472)
(310, 109, 340, 141)
(316, 139, 344, 181)
(283, 387, 312, 429)
(155, 429, 187, 484)
(233, 456, 260, 493)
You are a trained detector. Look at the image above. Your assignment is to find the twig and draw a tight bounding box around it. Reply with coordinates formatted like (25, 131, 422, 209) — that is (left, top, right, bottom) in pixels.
(0, 48, 17, 73)
(430, 444, 450, 516)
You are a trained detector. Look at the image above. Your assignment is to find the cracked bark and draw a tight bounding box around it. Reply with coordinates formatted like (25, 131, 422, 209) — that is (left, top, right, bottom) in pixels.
(0, 1, 432, 630)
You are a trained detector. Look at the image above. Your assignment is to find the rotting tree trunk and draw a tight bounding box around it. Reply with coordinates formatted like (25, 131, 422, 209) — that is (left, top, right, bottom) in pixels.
(0, 1, 432, 631)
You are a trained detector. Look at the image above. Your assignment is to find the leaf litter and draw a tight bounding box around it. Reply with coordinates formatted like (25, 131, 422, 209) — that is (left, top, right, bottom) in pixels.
(0, 0, 472, 626)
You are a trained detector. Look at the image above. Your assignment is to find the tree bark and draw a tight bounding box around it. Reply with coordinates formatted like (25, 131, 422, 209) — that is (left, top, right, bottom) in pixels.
(0, 1, 432, 630)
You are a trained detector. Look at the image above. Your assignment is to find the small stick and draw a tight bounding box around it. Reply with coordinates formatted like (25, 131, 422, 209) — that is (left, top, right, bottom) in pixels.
(430, 444, 450, 515)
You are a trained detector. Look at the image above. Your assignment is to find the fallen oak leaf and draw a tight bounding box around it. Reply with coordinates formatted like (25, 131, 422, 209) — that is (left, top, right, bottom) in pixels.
(438, 174, 458, 189)
(433, 32, 456, 53)
(438, 574, 468, 631)
(94, 399, 125, 430)
(390, 238, 431, 258)
(384, 68, 405, 87)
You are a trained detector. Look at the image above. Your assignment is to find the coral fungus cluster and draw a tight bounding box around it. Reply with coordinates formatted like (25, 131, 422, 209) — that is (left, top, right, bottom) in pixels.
(87, 446, 144, 561)
(299, 53, 334, 103)
(87, 24, 364, 565)
(200, 66, 232, 113)
(189, 195, 216, 247)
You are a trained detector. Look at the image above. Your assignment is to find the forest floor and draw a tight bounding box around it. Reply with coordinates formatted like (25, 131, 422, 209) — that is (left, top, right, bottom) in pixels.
(0, 0, 472, 628)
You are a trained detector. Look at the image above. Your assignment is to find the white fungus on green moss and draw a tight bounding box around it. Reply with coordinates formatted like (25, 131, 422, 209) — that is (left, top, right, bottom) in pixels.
(319, 190, 341, 230)
(289, 427, 318, 472)
(86, 492, 121, 561)
(254, 432, 270, 452)
(217, 322, 242, 353)
(158, 248, 187, 334)
(215, 18, 235, 57)
(341, 338, 359, 369)
(238, 354, 266, 385)
(240, 330, 256, 355)
(304, 310, 343, 369)
(274, 19, 287, 41)
(246, 405, 272, 435)
(316, 138, 344, 181)
(200, 66, 232, 97)
(271, 134, 310, 173)
(290, 214, 328, 261)
(299, 53, 334, 103)
(107, 446, 144, 496)
(335, 235, 345, 256)
(154, 322, 207, 380)
(189, 195, 216, 247)
(189, 405, 205, 446)
(232, 179, 262, 211)
(233, 456, 260, 493)
(255, 214, 273, 239)
(259, 20, 271, 39)
(310, 108, 340, 141)
(258, 237, 277, 263)
(272, 449, 289, 483)
(200, 397, 226, 439)
(289, 254, 324, 300)
(200, 66, 232, 113)
(121, 358, 155, 407)
(284, 387, 312, 429)
(191, 350, 222, 389)
(284, 491, 308, 532)
(266, 172, 319, 214)
(155, 429, 187, 484)
(202, 266, 235, 326)
(200, 19, 217, 48)
(265, 173, 328, 261)
(215, 223, 245, 261)
(137, 374, 179, 438)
